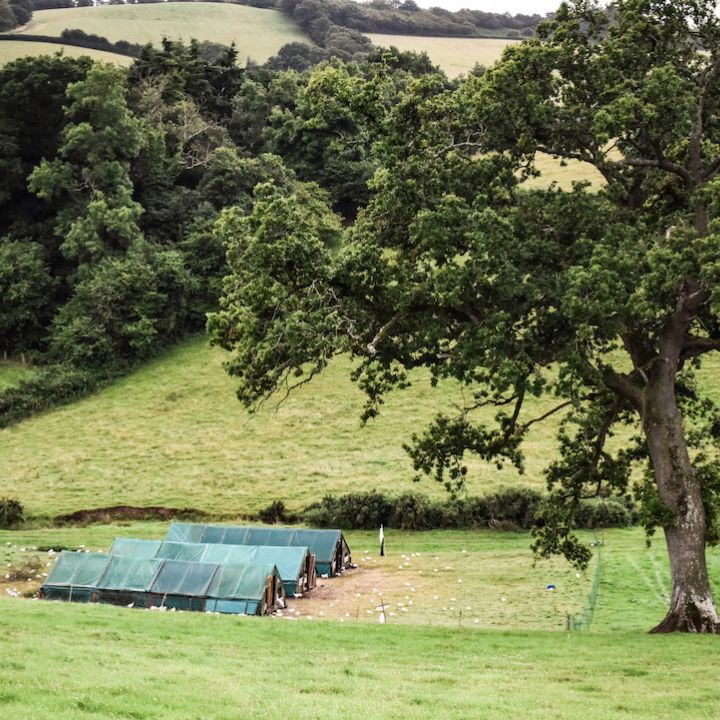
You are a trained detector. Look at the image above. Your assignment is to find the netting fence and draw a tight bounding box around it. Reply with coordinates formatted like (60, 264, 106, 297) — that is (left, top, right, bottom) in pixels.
(566, 542, 602, 631)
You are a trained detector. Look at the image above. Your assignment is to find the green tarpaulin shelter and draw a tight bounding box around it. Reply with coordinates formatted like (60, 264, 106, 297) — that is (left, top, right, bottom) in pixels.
(41, 551, 285, 615)
(109, 538, 316, 596)
(166, 524, 351, 577)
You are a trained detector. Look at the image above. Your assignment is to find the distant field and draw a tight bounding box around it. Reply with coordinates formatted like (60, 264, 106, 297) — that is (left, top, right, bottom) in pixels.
(17, 3, 311, 64)
(0, 39, 130, 66)
(367, 34, 518, 76)
(529, 153, 606, 191)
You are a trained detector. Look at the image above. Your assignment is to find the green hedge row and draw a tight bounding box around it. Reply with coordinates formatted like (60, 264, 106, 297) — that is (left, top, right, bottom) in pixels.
(0, 364, 113, 428)
(263, 488, 635, 531)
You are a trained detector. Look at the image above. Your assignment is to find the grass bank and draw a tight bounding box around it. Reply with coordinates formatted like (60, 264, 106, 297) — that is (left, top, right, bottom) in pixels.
(1, 336, 568, 518)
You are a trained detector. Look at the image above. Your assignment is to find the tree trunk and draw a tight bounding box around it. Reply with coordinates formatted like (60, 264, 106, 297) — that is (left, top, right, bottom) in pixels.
(641, 373, 719, 633)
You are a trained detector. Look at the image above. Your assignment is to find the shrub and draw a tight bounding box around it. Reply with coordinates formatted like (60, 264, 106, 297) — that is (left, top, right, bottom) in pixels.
(303, 491, 394, 529)
(258, 499, 289, 524)
(301, 487, 632, 531)
(390, 492, 436, 530)
(483, 487, 543, 529)
(0, 497, 25, 528)
(575, 498, 632, 529)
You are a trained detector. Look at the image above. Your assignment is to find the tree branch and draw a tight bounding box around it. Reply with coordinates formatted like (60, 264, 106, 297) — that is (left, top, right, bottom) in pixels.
(367, 313, 401, 355)
(520, 400, 574, 433)
(601, 156, 692, 185)
(681, 335, 720, 359)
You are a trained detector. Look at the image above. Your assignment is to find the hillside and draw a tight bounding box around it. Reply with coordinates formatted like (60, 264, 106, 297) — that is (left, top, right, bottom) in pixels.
(4, 333, 719, 520)
(15, 3, 312, 64)
(1, 337, 568, 518)
(0, 39, 130, 66)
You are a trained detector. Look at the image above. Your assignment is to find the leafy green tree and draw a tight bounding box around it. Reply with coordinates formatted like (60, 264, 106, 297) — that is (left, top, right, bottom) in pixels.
(198, 148, 298, 212)
(0, 0, 17, 30)
(50, 245, 194, 370)
(211, 1, 720, 632)
(28, 64, 145, 270)
(0, 54, 92, 248)
(0, 241, 54, 357)
(9, 0, 32, 25)
(208, 181, 342, 402)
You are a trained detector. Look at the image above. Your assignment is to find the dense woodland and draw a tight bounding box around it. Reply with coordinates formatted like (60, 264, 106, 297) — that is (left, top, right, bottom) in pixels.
(0, 40, 447, 424)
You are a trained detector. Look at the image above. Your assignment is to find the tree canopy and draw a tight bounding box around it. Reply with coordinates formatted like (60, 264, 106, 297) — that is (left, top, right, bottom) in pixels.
(210, 0, 720, 633)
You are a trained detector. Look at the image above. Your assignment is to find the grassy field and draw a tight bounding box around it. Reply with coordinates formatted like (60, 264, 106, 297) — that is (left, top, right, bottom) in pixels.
(528, 153, 606, 190)
(367, 34, 518, 77)
(6, 597, 720, 720)
(0, 525, 592, 631)
(3, 336, 719, 519)
(1, 336, 572, 519)
(17, 3, 311, 64)
(0, 40, 130, 66)
(1, 525, 720, 719)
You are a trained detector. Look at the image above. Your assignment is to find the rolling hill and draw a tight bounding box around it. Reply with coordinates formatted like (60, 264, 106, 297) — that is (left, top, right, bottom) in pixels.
(0, 336, 566, 518)
(4, 333, 719, 520)
(13, 3, 312, 64)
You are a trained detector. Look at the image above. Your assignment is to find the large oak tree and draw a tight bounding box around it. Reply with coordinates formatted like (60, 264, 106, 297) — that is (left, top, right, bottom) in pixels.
(210, 0, 720, 632)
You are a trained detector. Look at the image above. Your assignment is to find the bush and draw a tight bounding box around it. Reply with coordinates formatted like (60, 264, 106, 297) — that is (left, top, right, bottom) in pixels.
(0, 497, 25, 528)
(301, 487, 631, 531)
(258, 499, 289, 524)
(303, 491, 395, 529)
(482, 487, 543, 529)
(301, 488, 545, 530)
(575, 498, 632, 529)
(391, 492, 438, 530)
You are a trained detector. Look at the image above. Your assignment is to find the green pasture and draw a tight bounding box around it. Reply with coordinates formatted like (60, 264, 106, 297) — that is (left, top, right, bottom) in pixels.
(0, 40, 130, 66)
(17, 3, 311, 64)
(1, 336, 572, 518)
(5, 599, 719, 720)
(1, 526, 720, 719)
(367, 34, 518, 77)
(2, 525, 718, 632)
(3, 336, 719, 519)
